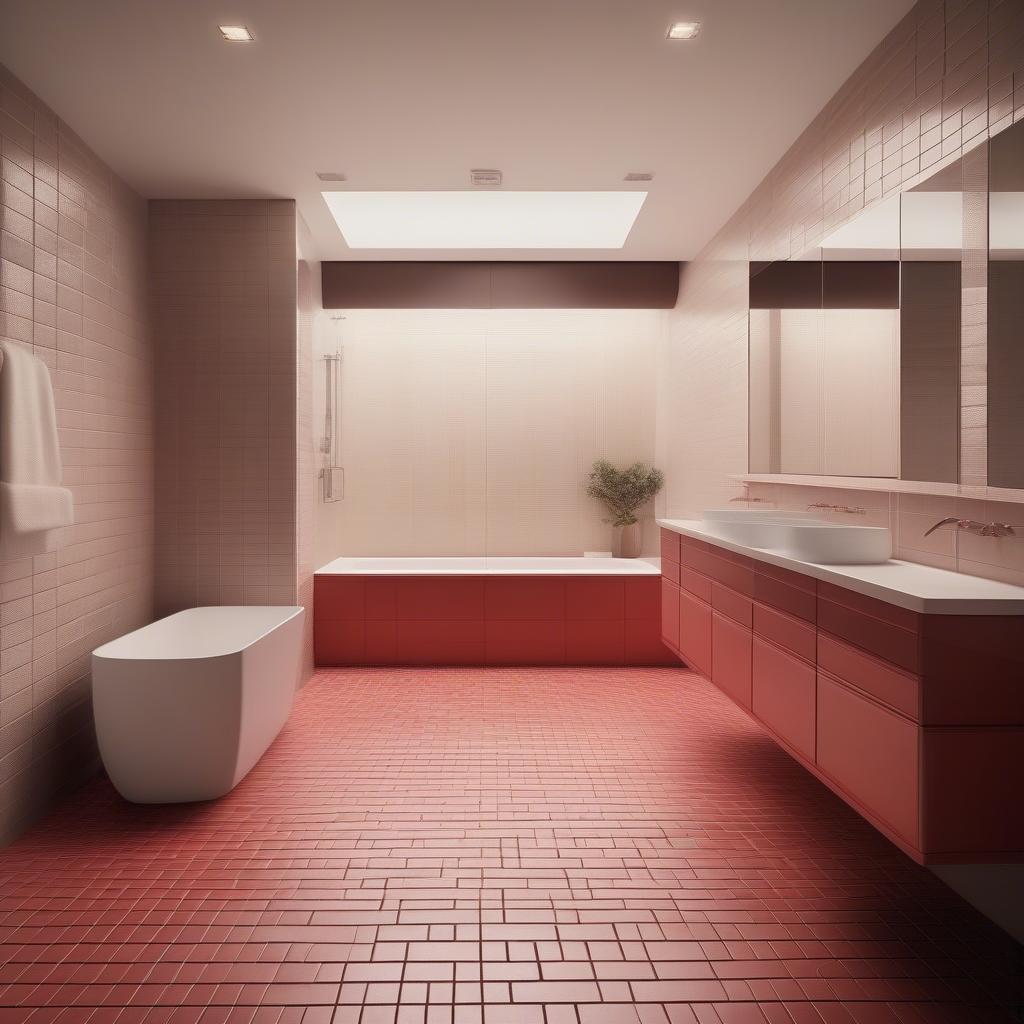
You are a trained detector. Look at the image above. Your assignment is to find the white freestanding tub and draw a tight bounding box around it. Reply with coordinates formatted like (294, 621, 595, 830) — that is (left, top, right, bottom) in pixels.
(92, 606, 305, 804)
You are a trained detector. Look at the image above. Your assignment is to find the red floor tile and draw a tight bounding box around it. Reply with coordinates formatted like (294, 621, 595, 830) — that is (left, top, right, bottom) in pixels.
(0, 668, 1020, 1024)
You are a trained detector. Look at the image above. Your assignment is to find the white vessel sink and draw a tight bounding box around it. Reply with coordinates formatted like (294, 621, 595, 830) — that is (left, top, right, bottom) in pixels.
(701, 510, 891, 564)
(781, 524, 892, 565)
(702, 509, 822, 548)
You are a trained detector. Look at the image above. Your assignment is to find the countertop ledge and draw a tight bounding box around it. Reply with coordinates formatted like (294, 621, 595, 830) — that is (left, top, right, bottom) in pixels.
(657, 519, 1024, 615)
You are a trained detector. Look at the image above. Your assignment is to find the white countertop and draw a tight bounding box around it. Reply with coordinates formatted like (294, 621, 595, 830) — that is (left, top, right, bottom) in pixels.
(657, 519, 1024, 615)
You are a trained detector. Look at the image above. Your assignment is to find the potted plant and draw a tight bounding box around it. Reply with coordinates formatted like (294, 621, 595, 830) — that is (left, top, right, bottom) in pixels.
(586, 459, 665, 558)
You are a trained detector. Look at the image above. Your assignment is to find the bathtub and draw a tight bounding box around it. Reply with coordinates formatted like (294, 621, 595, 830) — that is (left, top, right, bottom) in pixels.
(314, 556, 674, 667)
(320, 556, 661, 575)
(92, 606, 304, 803)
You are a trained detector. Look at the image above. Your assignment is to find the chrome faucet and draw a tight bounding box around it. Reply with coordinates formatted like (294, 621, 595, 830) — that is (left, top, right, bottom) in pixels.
(807, 501, 866, 515)
(924, 517, 1016, 538)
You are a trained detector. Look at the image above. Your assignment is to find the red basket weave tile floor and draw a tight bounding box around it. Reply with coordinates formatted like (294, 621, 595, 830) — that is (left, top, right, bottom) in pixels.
(0, 667, 1020, 1024)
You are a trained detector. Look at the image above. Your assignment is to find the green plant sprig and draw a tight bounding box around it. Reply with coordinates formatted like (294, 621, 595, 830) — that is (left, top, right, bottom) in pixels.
(586, 459, 664, 528)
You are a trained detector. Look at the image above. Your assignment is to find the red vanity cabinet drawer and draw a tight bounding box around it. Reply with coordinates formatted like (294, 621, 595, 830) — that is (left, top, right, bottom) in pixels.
(661, 530, 680, 584)
(816, 583, 920, 673)
(817, 672, 920, 846)
(753, 602, 816, 663)
(753, 565, 816, 623)
(660, 528, 681, 565)
(712, 583, 753, 628)
(817, 632, 919, 720)
(751, 637, 816, 761)
(712, 612, 752, 709)
(661, 578, 680, 650)
(679, 567, 712, 603)
(678, 587, 712, 676)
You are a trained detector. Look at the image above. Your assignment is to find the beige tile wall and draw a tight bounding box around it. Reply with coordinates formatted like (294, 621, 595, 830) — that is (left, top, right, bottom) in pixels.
(150, 199, 299, 615)
(295, 218, 317, 681)
(0, 63, 154, 842)
(313, 308, 665, 565)
(663, 0, 1024, 583)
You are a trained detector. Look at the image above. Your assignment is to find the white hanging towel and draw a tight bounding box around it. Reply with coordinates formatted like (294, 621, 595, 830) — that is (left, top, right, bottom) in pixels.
(0, 339, 74, 560)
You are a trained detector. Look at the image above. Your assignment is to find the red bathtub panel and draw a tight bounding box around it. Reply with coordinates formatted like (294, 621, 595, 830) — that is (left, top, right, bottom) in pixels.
(816, 672, 919, 846)
(395, 578, 486, 621)
(661, 578, 680, 650)
(921, 727, 1024, 855)
(566, 619, 625, 665)
(624, 577, 660, 620)
(753, 602, 816, 664)
(919, 615, 1024, 726)
(625, 618, 677, 665)
(364, 619, 398, 665)
(751, 637, 815, 762)
(660, 529, 681, 565)
(314, 576, 365, 622)
(712, 612, 752, 709)
(817, 597, 919, 673)
(817, 632, 919, 720)
(711, 583, 753, 628)
(566, 578, 625, 620)
(485, 578, 566, 621)
(364, 578, 398, 620)
(752, 569, 816, 624)
(314, 618, 365, 665)
(486, 620, 565, 664)
(318, 567, 665, 668)
(678, 588, 712, 676)
(396, 620, 486, 664)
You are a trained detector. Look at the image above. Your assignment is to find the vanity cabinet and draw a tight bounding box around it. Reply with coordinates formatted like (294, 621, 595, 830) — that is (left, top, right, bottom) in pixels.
(659, 526, 1024, 865)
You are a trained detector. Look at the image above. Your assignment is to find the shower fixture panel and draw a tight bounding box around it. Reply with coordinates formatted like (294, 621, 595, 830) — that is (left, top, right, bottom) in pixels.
(320, 350, 344, 502)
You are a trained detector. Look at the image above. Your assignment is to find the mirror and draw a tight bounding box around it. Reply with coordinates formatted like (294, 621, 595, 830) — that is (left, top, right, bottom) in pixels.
(749, 156, 965, 482)
(988, 118, 1024, 489)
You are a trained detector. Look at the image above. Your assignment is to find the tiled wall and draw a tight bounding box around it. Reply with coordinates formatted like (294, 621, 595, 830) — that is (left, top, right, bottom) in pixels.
(150, 200, 299, 614)
(295, 219, 318, 681)
(0, 64, 153, 841)
(663, 0, 1024, 584)
(314, 309, 665, 565)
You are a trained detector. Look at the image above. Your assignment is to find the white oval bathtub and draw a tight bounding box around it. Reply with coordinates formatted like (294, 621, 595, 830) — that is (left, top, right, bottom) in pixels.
(317, 556, 661, 575)
(93, 606, 305, 804)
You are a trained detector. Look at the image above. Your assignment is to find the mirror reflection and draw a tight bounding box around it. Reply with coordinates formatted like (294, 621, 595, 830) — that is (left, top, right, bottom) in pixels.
(749, 155, 964, 482)
(988, 118, 1024, 489)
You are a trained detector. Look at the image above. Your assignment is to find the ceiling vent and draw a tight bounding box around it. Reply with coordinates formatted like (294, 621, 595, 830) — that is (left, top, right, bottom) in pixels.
(470, 168, 503, 187)
(625, 172, 654, 182)
(316, 171, 348, 182)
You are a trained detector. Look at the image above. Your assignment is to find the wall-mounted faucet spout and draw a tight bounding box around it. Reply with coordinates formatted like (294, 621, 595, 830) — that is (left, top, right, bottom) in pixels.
(923, 517, 1016, 538)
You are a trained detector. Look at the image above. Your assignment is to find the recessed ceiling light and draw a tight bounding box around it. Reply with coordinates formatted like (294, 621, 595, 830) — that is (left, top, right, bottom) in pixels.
(625, 172, 654, 182)
(321, 191, 648, 249)
(316, 171, 348, 182)
(219, 25, 253, 41)
(667, 21, 701, 40)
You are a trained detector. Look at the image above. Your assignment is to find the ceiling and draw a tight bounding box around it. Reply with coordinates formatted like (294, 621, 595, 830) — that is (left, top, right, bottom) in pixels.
(0, 0, 915, 261)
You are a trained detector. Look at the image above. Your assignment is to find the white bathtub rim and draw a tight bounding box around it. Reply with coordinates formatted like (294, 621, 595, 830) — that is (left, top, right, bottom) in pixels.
(93, 605, 304, 662)
(316, 556, 661, 576)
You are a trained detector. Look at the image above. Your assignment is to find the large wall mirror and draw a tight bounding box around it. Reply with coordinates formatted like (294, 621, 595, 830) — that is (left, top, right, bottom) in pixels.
(989, 118, 1024, 489)
(749, 157, 965, 481)
(749, 117, 1024, 493)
